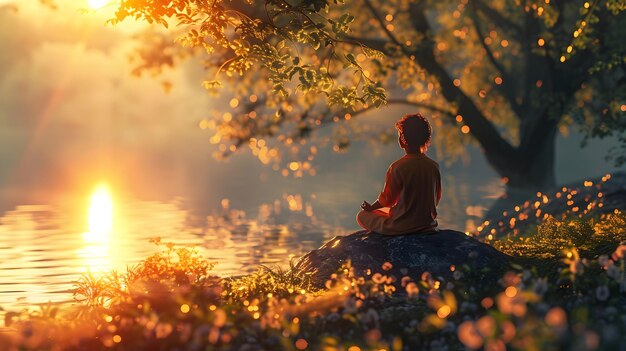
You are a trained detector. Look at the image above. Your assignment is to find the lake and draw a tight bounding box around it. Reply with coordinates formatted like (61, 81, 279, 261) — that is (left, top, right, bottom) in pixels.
(0, 168, 502, 316)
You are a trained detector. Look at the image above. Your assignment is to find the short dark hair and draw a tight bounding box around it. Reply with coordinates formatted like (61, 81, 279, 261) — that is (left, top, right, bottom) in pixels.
(395, 113, 432, 149)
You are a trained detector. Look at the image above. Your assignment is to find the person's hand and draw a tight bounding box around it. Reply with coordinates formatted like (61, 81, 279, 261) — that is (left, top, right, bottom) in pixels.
(361, 201, 373, 211)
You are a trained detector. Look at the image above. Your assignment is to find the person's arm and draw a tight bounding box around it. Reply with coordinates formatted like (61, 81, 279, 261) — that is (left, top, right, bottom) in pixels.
(361, 200, 383, 212)
(361, 165, 400, 211)
(435, 170, 442, 206)
(378, 165, 400, 208)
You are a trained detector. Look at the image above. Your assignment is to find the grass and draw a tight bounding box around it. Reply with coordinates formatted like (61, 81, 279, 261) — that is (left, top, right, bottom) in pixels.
(1, 212, 625, 350)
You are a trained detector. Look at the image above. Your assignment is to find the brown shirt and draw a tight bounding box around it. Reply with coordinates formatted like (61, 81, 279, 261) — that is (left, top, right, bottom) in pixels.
(376, 153, 441, 235)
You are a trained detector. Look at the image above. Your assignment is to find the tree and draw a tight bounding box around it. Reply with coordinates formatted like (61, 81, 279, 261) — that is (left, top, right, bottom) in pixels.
(110, 0, 626, 192)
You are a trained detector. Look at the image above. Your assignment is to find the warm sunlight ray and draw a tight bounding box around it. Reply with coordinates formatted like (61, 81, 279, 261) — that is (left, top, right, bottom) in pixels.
(87, 0, 111, 10)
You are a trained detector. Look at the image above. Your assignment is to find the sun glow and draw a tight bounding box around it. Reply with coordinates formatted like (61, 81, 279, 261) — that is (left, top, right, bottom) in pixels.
(87, 0, 111, 10)
(87, 183, 113, 236)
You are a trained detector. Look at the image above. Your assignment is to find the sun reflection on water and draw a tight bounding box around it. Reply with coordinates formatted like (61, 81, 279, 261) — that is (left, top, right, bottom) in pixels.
(79, 183, 114, 272)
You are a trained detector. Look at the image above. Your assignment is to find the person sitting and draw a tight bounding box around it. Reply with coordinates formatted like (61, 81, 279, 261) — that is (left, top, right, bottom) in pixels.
(357, 113, 442, 235)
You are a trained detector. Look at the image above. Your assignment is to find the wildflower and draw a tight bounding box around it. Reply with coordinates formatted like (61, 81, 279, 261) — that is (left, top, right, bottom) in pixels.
(476, 315, 496, 338)
(595, 285, 610, 301)
(371, 273, 385, 284)
(364, 328, 382, 343)
(405, 282, 419, 297)
(564, 248, 584, 275)
(496, 291, 527, 317)
(544, 307, 567, 329)
(584, 331, 600, 350)
(421, 271, 436, 290)
(295, 339, 308, 350)
(485, 339, 506, 351)
(155, 322, 173, 339)
(421, 271, 433, 283)
(570, 260, 584, 275)
(501, 271, 521, 287)
(213, 309, 227, 328)
(458, 321, 483, 349)
(500, 321, 516, 343)
(458, 315, 513, 350)
(401, 276, 412, 287)
(437, 305, 452, 318)
(384, 284, 397, 294)
(428, 291, 458, 318)
(481, 297, 494, 309)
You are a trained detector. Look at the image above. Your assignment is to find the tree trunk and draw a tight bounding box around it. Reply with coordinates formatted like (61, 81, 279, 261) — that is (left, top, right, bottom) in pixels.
(506, 125, 557, 192)
(481, 118, 558, 224)
(403, 2, 556, 192)
(484, 124, 557, 219)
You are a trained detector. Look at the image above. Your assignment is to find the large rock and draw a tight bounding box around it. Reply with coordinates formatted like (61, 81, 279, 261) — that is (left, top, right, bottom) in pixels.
(294, 229, 511, 289)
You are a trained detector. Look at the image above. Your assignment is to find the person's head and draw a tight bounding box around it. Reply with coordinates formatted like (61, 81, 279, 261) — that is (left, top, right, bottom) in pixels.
(395, 113, 432, 153)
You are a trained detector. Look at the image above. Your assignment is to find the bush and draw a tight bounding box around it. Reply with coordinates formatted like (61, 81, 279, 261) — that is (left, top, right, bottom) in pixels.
(493, 211, 626, 260)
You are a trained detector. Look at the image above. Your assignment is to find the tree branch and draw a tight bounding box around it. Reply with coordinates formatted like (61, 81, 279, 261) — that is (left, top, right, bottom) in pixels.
(472, 0, 522, 36)
(469, 5, 524, 118)
(407, 2, 518, 175)
(342, 36, 389, 53)
(362, 0, 405, 49)
(345, 29, 520, 173)
(470, 11, 509, 78)
(348, 99, 456, 119)
(521, 11, 533, 113)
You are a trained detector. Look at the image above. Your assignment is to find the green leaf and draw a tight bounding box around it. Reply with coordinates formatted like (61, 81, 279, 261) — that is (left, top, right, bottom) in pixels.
(345, 53, 357, 66)
(363, 46, 385, 59)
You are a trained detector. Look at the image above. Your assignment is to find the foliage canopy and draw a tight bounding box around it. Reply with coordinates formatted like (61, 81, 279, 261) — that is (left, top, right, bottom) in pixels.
(110, 0, 626, 188)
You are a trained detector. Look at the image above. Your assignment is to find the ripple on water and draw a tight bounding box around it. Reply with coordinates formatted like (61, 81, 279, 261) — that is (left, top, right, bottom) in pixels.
(0, 198, 338, 318)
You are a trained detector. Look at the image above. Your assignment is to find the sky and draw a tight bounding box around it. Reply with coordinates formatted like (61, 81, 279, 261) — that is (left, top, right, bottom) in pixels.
(0, 0, 621, 230)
